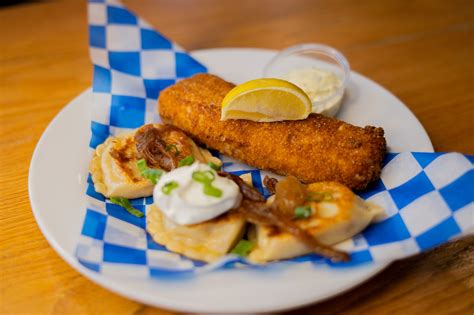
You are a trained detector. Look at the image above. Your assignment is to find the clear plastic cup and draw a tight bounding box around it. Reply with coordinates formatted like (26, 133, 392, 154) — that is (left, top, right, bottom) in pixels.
(263, 43, 350, 117)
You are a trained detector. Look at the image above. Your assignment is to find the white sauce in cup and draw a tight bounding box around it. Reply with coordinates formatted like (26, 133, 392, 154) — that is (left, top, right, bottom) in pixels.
(283, 68, 343, 117)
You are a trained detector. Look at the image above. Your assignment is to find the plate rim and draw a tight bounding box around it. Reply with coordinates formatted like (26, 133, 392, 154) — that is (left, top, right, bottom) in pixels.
(28, 47, 434, 313)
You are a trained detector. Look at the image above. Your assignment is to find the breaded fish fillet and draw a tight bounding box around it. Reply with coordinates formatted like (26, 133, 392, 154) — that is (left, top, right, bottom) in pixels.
(159, 74, 386, 190)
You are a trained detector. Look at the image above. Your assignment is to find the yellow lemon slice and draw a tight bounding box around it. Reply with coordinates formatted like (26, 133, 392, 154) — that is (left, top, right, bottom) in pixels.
(221, 78, 312, 122)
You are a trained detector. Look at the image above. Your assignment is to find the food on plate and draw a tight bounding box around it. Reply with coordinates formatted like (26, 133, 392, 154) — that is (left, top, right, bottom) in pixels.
(283, 67, 344, 117)
(158, 73, 386, 190)
(145, 155, 384, 262)
(220, 78, 312, 122)
(134, 124, 220, 171)
(147, 205, 246, 262)
(90, 124, 220, 198)
(153, 162, 242, 225)
(147, 170, 347, 262)
(248, 177, 384, 263)
(90, 131, 153, 199)
(92, 122, 384, 263)
(147, 169, 383, 263)
(90, 69, 386, 264)
(210, 172, 347, 261)
(147, 162, 245, 262)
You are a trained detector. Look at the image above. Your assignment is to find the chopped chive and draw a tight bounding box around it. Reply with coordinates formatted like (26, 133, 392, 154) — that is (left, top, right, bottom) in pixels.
(203, 183, 223, 198)
(136, 159, 163, 184)
(162, 181, 179, 195)
(165, 143, 180, 156)
(192, 170, 215, 183)
(231, 240, 254, 256)
(143, 169, 162, 184)
(137, 159, 147, 172)
(192, 170, 221, 198)
(178, 155, 194, 167)
(207, 161, 221, 171)
(294, 205, 312, 219)
(110, 197, 144, 218)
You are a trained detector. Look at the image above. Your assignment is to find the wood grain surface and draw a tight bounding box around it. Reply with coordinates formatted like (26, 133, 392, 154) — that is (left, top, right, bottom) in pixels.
(1, 0, 473, 314)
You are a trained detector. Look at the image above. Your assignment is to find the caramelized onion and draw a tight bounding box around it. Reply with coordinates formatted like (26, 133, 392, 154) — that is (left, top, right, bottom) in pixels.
(274, 176, 307, 217)
(134, 124, 193, 171)
(263, 176, 278, 195)
(218, 172, 265, 202)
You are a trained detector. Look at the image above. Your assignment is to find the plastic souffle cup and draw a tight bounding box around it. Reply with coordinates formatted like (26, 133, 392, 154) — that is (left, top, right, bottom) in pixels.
(263, 43, 350, 117)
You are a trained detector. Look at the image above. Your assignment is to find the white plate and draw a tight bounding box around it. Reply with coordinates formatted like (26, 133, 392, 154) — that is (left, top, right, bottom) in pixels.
(29, 48, 434, 313)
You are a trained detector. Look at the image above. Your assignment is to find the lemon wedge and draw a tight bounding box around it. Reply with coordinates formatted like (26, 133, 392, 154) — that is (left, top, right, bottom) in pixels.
(221, 78, 312, 122)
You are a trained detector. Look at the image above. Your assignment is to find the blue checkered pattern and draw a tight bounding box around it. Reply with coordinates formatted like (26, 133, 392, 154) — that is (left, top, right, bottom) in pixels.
(76, 0, 474, 278)
(87, 0, 206, 141)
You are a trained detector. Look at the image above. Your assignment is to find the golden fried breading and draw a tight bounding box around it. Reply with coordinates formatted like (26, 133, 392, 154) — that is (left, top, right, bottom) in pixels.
(158, 74, 386, 190)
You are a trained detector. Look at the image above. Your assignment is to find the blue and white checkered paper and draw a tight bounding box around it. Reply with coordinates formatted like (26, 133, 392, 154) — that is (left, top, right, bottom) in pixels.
(77, 0, 474, 278)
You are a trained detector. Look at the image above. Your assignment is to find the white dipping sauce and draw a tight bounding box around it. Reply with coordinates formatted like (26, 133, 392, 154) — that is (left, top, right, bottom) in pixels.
(283, 68, 343, 117)
(154, 162, 242, 225)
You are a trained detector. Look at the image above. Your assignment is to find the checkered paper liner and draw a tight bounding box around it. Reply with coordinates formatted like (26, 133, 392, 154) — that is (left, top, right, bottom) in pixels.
(76, 0, 474, 278)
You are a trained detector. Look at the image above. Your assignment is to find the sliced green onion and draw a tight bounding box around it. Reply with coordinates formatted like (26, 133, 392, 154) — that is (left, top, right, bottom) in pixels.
(137, 159, 147, 172)
(143, 169, 162, 184)
(207, 161, 221, 171)
(178, 155, 194, 167)
(306, 191, 333, 202)
(137, 159, 163, 184)
(294, 205, 312, 219)
(162, 181, 179, 195)
(192, 170, 215, 183)
(203, 183, 223, 198)
(230, 239, 254, 256)
(110, 197, 144, 218)
(192, 170, 221, 198)
(165, 143, 180, 156)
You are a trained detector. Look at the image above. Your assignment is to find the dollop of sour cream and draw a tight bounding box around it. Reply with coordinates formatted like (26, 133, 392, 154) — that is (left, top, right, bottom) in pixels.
(153, 162, 242, 225)
(283, 68, 343, 117)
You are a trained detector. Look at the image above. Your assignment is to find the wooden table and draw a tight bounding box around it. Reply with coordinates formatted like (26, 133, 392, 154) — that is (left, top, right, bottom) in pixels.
(1, 0, 473, 313)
